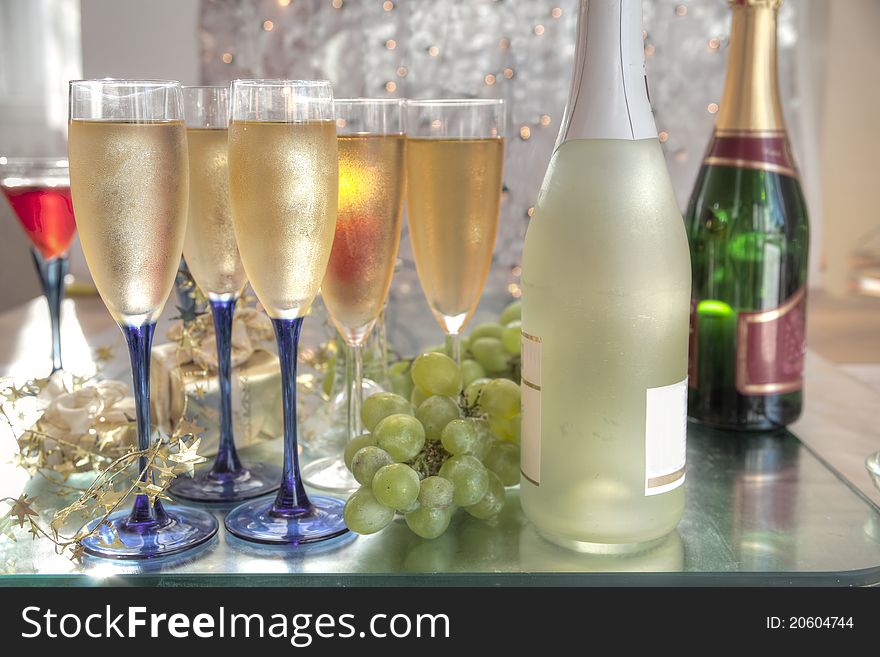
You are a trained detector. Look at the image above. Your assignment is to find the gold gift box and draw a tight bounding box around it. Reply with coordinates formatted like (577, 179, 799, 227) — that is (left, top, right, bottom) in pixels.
(150, 343, 282, 456)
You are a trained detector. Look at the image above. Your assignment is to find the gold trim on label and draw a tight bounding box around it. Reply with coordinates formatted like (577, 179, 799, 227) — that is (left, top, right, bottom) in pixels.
(714, 128, 786, 138)
(522, 378, 541, 392)
(521, 470, 539, 487)
(704, 156, 798, 178)
(521, 330, 541, 343)
(647, 467, 686, 489)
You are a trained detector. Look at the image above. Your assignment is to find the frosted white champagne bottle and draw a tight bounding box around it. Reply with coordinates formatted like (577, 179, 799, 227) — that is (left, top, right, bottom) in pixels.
(520, 0, 691, 553)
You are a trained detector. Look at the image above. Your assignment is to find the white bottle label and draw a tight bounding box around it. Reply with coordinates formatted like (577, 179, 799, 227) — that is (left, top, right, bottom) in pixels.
(644, 378, 688, 496)
(520, 331, 542, 485)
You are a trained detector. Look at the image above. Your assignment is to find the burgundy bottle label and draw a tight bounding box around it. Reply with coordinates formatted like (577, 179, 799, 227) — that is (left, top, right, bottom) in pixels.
(704, 130, 798, 178)
(736, 287, 807, 396)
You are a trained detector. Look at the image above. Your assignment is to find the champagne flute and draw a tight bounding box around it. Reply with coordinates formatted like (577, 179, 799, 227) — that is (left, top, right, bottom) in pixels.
(404, 100, 505, 364)
(223, 79, 348, 544)
(68, 79, 218, 559)
(168, 86, 281, 503)
(0, 157, 76, 373)
(302, 99, 406, 493)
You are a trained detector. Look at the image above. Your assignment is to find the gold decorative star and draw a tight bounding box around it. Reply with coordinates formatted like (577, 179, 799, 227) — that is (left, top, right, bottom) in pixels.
(94, 345, 115, 362)
(167, 438, 206, 477)
(9, 494, 39, 528)
(69, 543, 86, 563)
(173, 418, 205, 439)
(135, 481, 172, 503)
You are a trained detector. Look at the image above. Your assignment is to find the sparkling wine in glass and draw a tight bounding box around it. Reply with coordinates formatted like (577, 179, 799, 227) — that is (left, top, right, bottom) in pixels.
(0, 158, 76, 373)
(168, 86, 281, 503)
(224, 79, 348, 545)
(404, 99, 505, 363)
(301, 99, 406, 493)
(68, 79, 218, 559)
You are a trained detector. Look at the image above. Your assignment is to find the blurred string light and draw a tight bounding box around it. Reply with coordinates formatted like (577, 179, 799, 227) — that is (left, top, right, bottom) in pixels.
(199, 0, 806, 276)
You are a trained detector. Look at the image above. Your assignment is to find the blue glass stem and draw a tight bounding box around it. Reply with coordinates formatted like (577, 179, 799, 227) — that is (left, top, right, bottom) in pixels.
(32, 249, 67, 373)
(271, 317, 312, 515)
(122, 322, 169, 526)
(209, 298, 243, 477)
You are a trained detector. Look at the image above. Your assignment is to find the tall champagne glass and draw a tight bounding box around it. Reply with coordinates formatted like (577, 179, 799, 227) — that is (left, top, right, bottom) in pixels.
(223, 79, 347, 544)
(302, 99, 406, 493)
(68, 79, 218, 559)
(0, 158, 76, 373)
(404, 99, 505, 364)
(169, 86, 281, 503)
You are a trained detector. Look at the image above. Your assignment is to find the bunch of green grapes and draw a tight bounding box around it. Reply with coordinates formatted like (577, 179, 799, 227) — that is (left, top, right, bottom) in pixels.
(344, 349, 522, 539)
(389, 299, 522, 400)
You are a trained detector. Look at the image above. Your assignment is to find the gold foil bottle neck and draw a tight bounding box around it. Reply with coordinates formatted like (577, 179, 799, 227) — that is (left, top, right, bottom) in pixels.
(715, 0, 786, 133)
(728, 0, 783, 9)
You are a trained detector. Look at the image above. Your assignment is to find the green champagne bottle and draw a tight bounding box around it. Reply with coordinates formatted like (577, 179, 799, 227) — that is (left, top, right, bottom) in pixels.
(686, 0, 809, 431)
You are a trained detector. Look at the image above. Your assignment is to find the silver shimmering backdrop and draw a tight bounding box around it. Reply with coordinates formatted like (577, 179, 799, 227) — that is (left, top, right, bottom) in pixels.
(199, 0, 822, 352)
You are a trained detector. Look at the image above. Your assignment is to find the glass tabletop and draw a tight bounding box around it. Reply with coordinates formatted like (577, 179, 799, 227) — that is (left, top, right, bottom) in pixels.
(1, 423, 879, 586)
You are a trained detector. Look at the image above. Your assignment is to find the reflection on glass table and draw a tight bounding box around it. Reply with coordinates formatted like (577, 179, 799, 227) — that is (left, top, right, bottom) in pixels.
(1, 425, 879, 585)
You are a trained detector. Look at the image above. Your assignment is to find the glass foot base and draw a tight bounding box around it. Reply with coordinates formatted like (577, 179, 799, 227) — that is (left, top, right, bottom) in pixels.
(169, 462, 282, 503)
(80, 505, 218, 560)
(224, 495, 349, 545)
(301, 456, 359, 494)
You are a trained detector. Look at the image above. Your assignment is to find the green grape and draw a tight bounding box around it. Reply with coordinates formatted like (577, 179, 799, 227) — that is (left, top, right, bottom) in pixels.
(351, 446, 394, 486)
(471, 337, 509, 373)
(415, 395, 461, 441)
(400, 499, 421, 514)
(469, 322, 504, 342)
(439, 455, 489, 507)
(484, 440, 520, 486)
(469, 418, 494, 460)
(373, 413, 426, 462)
(389, 360, 411, 377)
(501, 320, 521, 355)
(371, 463, 421, 511)
(410, 386, 428, 408)
(391, 373, 414, 400)
(480, 378, 521, 419)
(418, 476, 454, 509)
(389, 360, 414, 399)
(465, 470, 506, 519)
(463, 377, 490, 407)
(499, 299, 522, 325)
(440, 418, 477, 455)
(488, 413, 521, 444)
(344, 487, 395, 534)
(361, 392, 414, 432)
(460, 359, 486, 389)
(405, 505, 454, 539)
(344, 433, 377, 471)
(411, 352, 461, 397)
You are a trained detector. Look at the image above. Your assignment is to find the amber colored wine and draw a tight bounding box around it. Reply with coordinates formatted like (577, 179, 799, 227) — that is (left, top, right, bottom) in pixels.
(322, 134, 406, 343)
(227, 120, 338, 319)
(183, 127, 247, 299)
(68, 120, 188, 325)
(406, 137, 504, 334)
